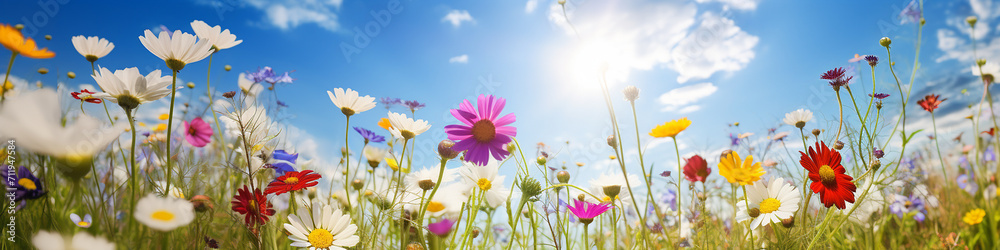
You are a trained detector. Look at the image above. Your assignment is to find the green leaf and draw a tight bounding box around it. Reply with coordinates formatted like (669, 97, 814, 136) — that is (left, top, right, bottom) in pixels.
(901, 129, 924, 144)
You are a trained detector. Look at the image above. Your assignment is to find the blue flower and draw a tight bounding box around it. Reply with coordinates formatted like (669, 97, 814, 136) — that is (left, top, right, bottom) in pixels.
(899, 0, 921, 24)
(353, 127, 386, 143)
(403, 100, 426, 112)
(889, 194, 925, 222)
(0, 166, 46, 210)
(380, 97, 401, 109)
(247, 67, 276, 83)
(266, 71, 294, 84)
(957, 174, 977, 195)
(268, 150, 298, 175)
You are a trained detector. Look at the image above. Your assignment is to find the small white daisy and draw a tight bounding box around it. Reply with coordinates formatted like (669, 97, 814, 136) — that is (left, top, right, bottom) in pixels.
(138, 30, 214, 71)
(406, 165, 457, 191)
(588, 172, 642, 204)
(190, 20, 242, 51)
(90, 66, 173, 108)
(70, 35, 114, 62)
(134, 194, 195, 231)
(33, 230, 115, 250)
(387, 112, 431, 140)
(782, 109, 813, 129)
(736, 177, 801, 230)
(458, 161, 509, 208)
(327, 88, 376, 116)
(284, 201, 360, 249)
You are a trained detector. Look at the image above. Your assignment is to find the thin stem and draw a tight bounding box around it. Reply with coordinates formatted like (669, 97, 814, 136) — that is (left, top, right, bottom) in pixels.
(204, 54, 227, 157)
(126, 108, 139, 233)
(165, 70, 178, 195)
(1, 52, 16, 103)
(931, 112, 948, 181)
(741, 186, 755, 245)
(672, 137, 683, 237)
(343, 115, 354, 209)
(834, 90, 844, 141)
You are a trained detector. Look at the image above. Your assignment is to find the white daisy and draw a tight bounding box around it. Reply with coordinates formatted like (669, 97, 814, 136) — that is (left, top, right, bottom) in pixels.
(736, 177, 801, 230)
(284, 201, 360, 249)
(134, 194, 195, 231)
(0, 89, 126, 159)
(406, 165, 457, 191)
(327, 88, 376, 116)
(840, 175, 886, 224)
(418, 183, 467, 218)
(70, 35, 114, 62)
(90, 67, 173, 108)
(70, 213, 92, 228)
(588, 172, 642, 204)
(362, 146, 388, 168)
(221, 105, 274, 155)
(154, 181, 186, 199)
(782, 109, 813, 128)
(138, 30, 214, 71)
(387, 112, 431, 140)
(189, 20, 242, 51)
(32, 230, 115, 250)
(458, 161, 509, 208)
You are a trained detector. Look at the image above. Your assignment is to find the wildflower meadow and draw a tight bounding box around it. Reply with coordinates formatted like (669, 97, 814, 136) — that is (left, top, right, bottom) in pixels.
(2, 0, 1000, 249)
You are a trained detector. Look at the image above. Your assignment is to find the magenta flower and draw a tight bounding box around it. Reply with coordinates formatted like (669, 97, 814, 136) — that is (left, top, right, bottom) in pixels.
(445, 95, 517, 165)
(566, 199, 611, 225)
(183, 117, 213, 147)
(426, 218, 455, 237)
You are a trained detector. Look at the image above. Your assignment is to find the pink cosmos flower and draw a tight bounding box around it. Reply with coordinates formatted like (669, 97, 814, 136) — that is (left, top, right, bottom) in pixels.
(444, 95, 517, 166)
(566, 199, 611, 225)
(183, 117, 213, 147)
(426, 218, 455, 237)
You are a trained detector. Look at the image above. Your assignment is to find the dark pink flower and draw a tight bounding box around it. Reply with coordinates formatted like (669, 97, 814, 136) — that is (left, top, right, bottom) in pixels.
(566, 199, 611, 225)
(444, 95, 517, 166)
(183, 117, 213, 147)
(427, 218, 455, 237)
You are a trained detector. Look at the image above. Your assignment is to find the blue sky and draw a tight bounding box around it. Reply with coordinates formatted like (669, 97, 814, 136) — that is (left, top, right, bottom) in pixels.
(3, 0, 999, 185)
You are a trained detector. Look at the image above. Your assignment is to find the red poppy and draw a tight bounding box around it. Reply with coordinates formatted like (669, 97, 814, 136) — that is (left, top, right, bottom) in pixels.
(682, 155, 710, 183)
(983, 127, 996, 137)
(71, 89, 102, 104)
(799, 141, 856, 209)
(231, 185, 275, 229)
(264, 170, 321, 195)
(917, 94, 946, 113)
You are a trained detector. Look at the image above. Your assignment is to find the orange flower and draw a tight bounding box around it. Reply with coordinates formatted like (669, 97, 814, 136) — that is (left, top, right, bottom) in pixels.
(0, 24, 55, 59)
(377, 117, 393, 130)
(917, 94, 946, 113)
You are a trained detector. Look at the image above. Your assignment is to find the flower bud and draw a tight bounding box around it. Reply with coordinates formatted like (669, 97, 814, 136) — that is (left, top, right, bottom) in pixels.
(696, 192, 706, 201)
(506, 143, 517, 154)
(812, 129, 821, 137)
(190, 195, 214, 212)
(224, 65, 232, 71)
(622, 85, 639, 102)
(879, 37, 891, 47)
(471, 228, 481, 239)
(37, 68, 48, 74)
(870, 160, 881, 171)
(834, 141, 845, 150)
(967, 16, 978, 28)
(307, 187, 317, 199)
(406, 243, 424, 250)
(520, 176, 542, 199)
(222, 91, 236, 98)
(557, 171, 570, 183)
(438, 140, 459, 159)
(14, 24, 24, 30)
(602, 185, 621, 200)
(186, 82, 196, 89)
(352, 179, 364, 190)
(536, 156, 547, 165)
(418, 179, 435, 191)
(984, 74, 994, 85)
(747, 207, 761, 218)
(67, 72, 76, 79)
(782, 217, 795, 228)
(44, 35, 52, 40)
(720, 149, 734, 161)
(607, 135, 617, 148)
(558, 0, 566, 5)
(977, 59, 987, 67)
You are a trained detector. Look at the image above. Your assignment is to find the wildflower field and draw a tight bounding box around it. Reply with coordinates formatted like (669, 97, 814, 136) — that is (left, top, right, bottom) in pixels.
(2, 0, 1000, 249)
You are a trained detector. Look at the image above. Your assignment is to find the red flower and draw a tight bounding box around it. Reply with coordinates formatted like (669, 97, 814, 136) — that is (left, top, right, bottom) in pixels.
(231, 185, 275, 229)
(983, 127, 996, 137)
(917, 94, 946, 113)
(71, 89, 102, 104)
(799, 142, 856, 209)
(264, 170, 321, 195)
(682, 155, 710, 183)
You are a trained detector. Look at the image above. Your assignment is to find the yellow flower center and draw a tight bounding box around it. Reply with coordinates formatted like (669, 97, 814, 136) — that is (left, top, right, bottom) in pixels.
(818, 165, 836, 185)
(427, 201, 445, 213)
(307, 228, 334, 248)
(17, 178, 37, 190)
(476, 178, 492, 191)
(77, 221, 90, 227)
(151, 210, 175, 222)
(602, 196, 614, 203)
(284, 177, 300, 185)
(904, 201, 912, 208)
(471, 120, 497, 143)
(759, 198, 781, 214)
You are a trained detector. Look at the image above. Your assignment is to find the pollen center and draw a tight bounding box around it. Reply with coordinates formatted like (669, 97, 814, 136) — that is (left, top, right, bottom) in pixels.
(476, 178, 492, 190)
(17, 178, 37, 190)
(187, 127, 197, 135)
(427, 201, 445, 213)
(78, 221, 90, 227)
(151, 210, 175, 221)
(283, 177, 300, 184)
(818, 165, 837, 185)
(470, 119, 497, 143)
(759, 198, 781, 213)
(307, 228, 334, 248)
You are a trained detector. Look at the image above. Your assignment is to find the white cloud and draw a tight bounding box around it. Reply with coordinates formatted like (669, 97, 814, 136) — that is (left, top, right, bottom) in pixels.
(694, 0, 760, 11)
(525, 0, 538, 13)
(442, 10, 475, 28)
(449, 54, 469, 64)
(657, 82, 718, 112)
(970, 0, 1000, 21)
(547, 1, 758, 84)
(200, 0, 343, 32)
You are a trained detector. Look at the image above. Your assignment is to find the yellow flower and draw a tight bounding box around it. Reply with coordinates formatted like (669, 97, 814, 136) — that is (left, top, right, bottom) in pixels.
(963, 208, 986, 225)
(649, 118, 691, 138)
(158, 113, 169, 120)
(386, 157, 399, 171)
(377, 117, 393, 131)
(717, 151, 764, 185)
(154, 124, 167, 132)
(0, 24, 55, 59)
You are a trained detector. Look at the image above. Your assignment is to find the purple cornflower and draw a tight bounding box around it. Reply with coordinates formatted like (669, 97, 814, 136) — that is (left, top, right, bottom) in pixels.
(427, 219, 456, 237)
(728, 133, 739, 146)
(660, 170, 671, 177)
(821, 67, 853, 89)
(869, 93, 890, 99)
(266, 71, 293, 85)
(873, 148, 884, 159)
(403, 100, 426, 112)
(0, 166, 46, 210)
(247, 67, 276, 83)
(353, 126, 386, 143)
(864, 55, 879, 66)
(890, 194, 926, 222)
(899, 0, 921, 24)
(566, 199, 611, 225)
(380, 97, 401, 109)
(958, 174, 977, 195)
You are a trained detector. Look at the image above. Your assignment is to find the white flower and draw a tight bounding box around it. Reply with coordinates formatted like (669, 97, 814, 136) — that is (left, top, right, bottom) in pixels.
(71, 35, 114, 62)
(588, 172, 642, 204)
(736, 177, 801, 230)
(90, 67, 173, 107)
(459, 161, 509, 208)
(782, 109, 813, 128)
(134, 194, 195, 231)
(363, 146, 388, 166)
(0, 89, 127, 158)
(190, 20, 242, 51)
(406, 165, 457, 190)
(237, 72, 263, 98)
(984, 184, 997, 201)
(138, 30, 214, 71)
(387, 112, 431, 140)
(327, 88, 376, 116)
(154, 181, 185, 199)
(284, 201, 360, 249)
(622, 85, 639, 102)
(70, 213, 92, 228)
(417, 183, 467, 218)
(972, 62, 999, 76)
(841, 174, 885, 224)
(33, 230, 115, 250)
(222, 105, 274, 155)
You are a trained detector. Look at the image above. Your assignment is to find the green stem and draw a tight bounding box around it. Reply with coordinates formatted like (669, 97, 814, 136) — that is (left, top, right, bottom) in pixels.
(672, 137, 683, 237)
(165, 70, 178, 195)
(126, 108, 139, 233)
(343, 116, 353, 209)
(741, 186, 755, 245)
(583, 223, 590, 249)
(1, 52, 16, 103)
(204, 54, 227, 158)
(931, 112, 948, 181)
